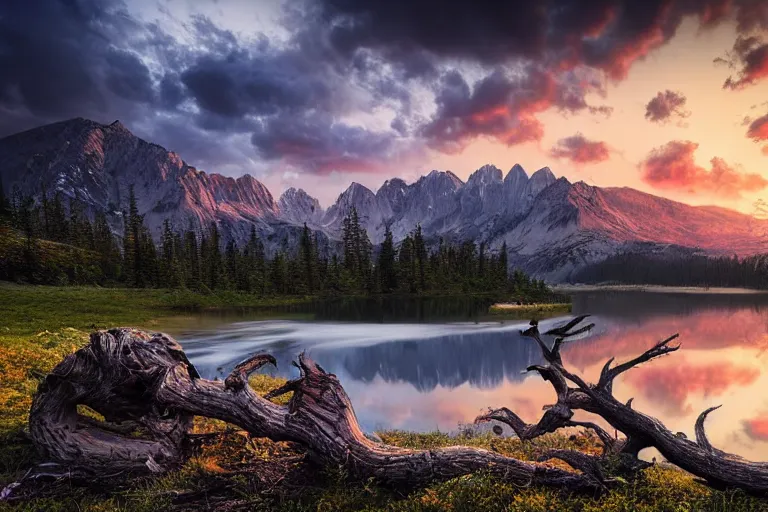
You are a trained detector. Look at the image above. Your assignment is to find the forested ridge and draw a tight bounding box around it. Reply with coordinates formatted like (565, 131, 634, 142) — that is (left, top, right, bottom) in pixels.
(572, 251, 768, 289)
(0, 183, 557, 301)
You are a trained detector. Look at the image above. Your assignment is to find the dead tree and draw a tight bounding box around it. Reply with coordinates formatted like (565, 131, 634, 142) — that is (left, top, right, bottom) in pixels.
(20, 320, 768, 496)
(24, 328, 598, 492)
(476, 316, 768, 494)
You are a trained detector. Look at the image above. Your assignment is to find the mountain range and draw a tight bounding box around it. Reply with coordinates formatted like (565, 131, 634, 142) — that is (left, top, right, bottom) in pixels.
(1, 117, 766, 281)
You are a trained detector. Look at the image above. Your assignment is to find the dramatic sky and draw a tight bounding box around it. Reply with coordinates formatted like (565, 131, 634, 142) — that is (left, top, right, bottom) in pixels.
(1, 0, 767, 212)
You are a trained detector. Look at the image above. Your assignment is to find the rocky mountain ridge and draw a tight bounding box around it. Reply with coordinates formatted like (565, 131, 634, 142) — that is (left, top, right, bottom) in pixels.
(1, 118, 766, 281)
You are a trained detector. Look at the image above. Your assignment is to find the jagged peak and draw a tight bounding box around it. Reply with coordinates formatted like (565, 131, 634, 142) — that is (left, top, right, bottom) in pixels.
(338, 182, 375, 200)
(529, 167, 556, 188)
(280, 187, 317, 201)
(235, 174, 269, 190)
(468, 164, 503, 184)
(422, 169, 464, 188)
(381, 177, 407, 187)
(505, 163, 528, 181)
(377, 177, 408, 197)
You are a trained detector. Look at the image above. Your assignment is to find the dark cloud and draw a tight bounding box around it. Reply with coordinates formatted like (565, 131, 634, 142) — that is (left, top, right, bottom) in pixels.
(721, 35, 768, 90)
(178, 49, 337, 121)
(315, 0, 763, 80)
(320, 0, 551, 66)
(250, 112, 398, 174)
(641, 140, 768, 198)
(549, 133, 610, 163)
(645, 90, 690, 123)
(420, 68, 547, 153)
(733, 0, 768, 34)
(0, 0, 143, 133)
(159, 74, 186, 110)
(1, 0, 767, 181)
(747, 113, 768, 154)
(421, 65, 609, 153)
(104, 49, 156, 104)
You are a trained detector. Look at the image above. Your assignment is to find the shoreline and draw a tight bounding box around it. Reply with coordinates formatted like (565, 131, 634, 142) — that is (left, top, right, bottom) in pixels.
(553, 284, 768, 295)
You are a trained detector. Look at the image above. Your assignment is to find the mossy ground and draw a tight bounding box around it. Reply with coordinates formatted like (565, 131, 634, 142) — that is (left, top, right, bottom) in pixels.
(0, 284, 766, 511)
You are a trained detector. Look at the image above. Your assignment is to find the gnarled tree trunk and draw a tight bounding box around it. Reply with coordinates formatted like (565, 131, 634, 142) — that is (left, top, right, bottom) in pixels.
(476, 316, 768, 494)
(24, 328, 598, 492)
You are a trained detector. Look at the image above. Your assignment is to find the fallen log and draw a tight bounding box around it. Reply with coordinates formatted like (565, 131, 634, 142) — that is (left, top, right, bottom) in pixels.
(26, 327, 599, 492)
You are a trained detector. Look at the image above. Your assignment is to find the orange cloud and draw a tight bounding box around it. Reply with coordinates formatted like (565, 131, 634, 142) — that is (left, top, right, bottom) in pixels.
(549, 133, 610, 164)
(641, 140, 768, 198)
(562, 309, 768, 371)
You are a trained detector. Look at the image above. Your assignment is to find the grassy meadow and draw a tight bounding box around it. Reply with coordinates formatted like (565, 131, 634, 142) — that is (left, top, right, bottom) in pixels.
(0, 284, 765, 511)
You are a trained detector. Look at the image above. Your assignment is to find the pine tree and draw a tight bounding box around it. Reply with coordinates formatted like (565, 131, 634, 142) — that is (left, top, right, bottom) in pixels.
(300, 223, 315, 293)
(498, 241, 508, 284)
(126, 186, 143, 286)
(224, 238, 239, 290)
(93, 211, 121, 282)
(478, 241, 486, 286)
(413, 225, 427, 292)
(160, 219, 183, 288)
(378, 224, 397, 293)
(0, 179, 10, 224)
(183, 229, 201, 290)
(50, 191, 69, 243)
(40, 183, 51, 238)
(398, 235, 416, 293)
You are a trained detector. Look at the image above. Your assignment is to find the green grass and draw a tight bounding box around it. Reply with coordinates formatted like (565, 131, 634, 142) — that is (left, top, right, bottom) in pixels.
(0, 284, 766, 511)
(0, 282, 314, 337)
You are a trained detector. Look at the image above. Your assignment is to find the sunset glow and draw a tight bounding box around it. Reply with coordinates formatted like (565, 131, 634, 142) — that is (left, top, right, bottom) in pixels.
(0, 1, 766, 211)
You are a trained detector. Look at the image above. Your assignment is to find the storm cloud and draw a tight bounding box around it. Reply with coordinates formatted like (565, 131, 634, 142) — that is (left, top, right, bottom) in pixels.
(1, 0, 767, 182)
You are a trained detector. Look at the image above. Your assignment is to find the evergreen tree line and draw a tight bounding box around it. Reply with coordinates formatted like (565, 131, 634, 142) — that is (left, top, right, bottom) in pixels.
(0, 183, 557, 300)
(572, 251, 768, 290)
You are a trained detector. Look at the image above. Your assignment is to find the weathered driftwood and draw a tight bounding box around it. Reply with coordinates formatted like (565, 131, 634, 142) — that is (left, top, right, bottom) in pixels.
(26, 328, 598, 492)
(476, 316, 768, 494)
(23, 319, 768, 496)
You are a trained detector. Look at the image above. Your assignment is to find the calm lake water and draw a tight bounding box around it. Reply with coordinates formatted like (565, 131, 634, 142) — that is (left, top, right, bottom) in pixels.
(162, 291, 768, 461)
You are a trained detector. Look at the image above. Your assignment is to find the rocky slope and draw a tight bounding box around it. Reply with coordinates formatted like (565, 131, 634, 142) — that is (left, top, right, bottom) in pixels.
(1, 118, 766, 280)
(0, 117, 332, 255)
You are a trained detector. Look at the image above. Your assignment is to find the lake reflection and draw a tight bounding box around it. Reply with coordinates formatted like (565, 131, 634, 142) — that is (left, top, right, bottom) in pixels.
(175, 291, 768, 461)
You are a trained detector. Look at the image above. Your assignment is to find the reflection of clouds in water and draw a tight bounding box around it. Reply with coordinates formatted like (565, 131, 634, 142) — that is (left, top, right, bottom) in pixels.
(181, 317, 582, 384)
(561, 308, 768, 374)
(623, 357, 760, 416)
(178, 295, 768, 460)
(342, 374, 555, 433)
(744, 416, 768, 442)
